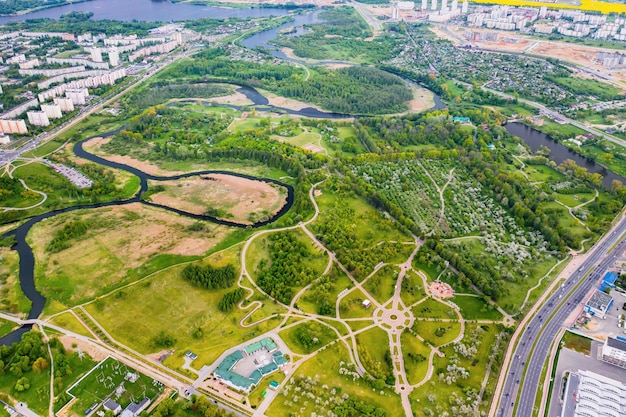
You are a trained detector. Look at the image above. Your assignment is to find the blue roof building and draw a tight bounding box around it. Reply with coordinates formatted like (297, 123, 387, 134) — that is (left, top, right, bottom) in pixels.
(600, 272, 618, 292)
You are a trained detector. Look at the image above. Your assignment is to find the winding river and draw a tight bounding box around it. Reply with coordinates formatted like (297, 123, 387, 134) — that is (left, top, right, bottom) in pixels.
(0, 120, 296, 345)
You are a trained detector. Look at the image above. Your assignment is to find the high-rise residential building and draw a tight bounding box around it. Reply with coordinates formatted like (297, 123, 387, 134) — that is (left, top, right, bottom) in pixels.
(0, 119, 28, 134)
(54, 98, 75, 112)
(90, 47, 103, 63)
(41, 104, 62, 119)
(109, 47, 120, 67)
(27, 111, 50, 127)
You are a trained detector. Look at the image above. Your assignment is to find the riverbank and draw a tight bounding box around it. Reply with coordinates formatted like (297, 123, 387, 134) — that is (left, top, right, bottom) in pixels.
(505, 121, 626, 188)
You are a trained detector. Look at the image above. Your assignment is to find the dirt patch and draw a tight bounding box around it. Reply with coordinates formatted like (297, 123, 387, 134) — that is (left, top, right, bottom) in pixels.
(302, 143, 325, 153)
(148, 174, 288, 224)
(82, 137, 183, 176)
(59, 334, 108, 362)
(406, 85, 435, 113)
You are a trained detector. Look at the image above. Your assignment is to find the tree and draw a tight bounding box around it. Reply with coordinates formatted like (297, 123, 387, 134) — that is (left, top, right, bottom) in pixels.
(32, 357, 48, 372)
(14, 377, 30, 392)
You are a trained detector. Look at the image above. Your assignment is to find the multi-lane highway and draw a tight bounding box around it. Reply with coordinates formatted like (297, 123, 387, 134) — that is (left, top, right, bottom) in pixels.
(496, 215, 626, 417)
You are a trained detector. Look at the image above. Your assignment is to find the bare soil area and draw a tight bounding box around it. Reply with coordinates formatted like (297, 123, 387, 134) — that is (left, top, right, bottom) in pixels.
(148, 174, 288, 224)
(59, 335, 108, 361)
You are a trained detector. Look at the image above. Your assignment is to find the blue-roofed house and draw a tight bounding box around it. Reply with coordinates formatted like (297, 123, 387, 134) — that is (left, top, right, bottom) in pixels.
(600, 272, 618, 292)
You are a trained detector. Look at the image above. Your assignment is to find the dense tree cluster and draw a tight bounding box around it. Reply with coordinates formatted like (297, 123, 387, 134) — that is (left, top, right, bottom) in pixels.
(168, 48, 411, 115)
(256, 232, 317, 303)
(181, 264, 236, 289)
(217, 288, 245, 312)
(46, 220, 89, 253)
(333, 396, 387, 417)
(125, 83, 231, 111)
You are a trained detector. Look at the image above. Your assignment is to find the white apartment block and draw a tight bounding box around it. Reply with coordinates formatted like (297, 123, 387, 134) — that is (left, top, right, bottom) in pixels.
(40, 104, 62, 119)
(54, 98, 75, 112)
(27, 111, 50, 127)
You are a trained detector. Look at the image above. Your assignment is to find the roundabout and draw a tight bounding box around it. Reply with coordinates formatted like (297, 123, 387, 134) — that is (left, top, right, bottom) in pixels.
(374, 305, 415, 332)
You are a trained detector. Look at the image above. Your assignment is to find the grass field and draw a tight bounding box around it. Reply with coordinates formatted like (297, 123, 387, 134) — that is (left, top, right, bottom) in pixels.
(28, 204, 231, 305)
(338, 289, 373, 319)
(66, 357, 163, 415)
(363, 265, 399, 305)
(355, 327, 392, 379)
(279, 320, 339, 354)
(48, 312, 93, 338)
(412, 298, 456, 319)
(555, 191, 596, 208)
(453, 296, 504, 321)
(400, 331, 431, 385)
(0, 250, 32, 316)
(413, 320, 461, 347)
(562, 331, 592, 355)
(522, 163, 566, 183)
(85, 247, 285, 369)
(0, 319, 16, 338)
(267, 343, 403, 417)
(400, 270, 428, 307)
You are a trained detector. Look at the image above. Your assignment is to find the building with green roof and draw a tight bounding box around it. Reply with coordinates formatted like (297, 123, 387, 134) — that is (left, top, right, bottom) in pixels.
(213, 338, 288, 393)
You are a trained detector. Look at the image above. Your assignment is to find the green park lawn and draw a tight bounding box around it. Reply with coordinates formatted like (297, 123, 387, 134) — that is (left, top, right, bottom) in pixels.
(339, 289, 373, 319)
(279, 320, 339, 354)
(363, 265, 400, 305)
(400, 331, 431, 385)
(356, 327, 392, 379)
(84, 247, 285, 370)
(413, 320, 462, 347)
(266, 343, 403, 417)
(400, 270, 428, 307)
(412, 297, 456, 319)
(452, 295, 503, 321)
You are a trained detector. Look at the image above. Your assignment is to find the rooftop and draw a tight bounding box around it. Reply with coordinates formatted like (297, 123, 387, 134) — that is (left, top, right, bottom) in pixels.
(585, 289, 613, 314)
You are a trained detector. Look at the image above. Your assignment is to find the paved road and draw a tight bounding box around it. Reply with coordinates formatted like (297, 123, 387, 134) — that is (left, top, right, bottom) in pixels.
(497, 215, 626, 417)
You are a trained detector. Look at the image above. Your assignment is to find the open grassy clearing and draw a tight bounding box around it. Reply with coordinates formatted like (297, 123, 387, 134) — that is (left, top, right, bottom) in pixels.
(347, 319, 374, 332)
(0, 319, 16, 338)
(363, 265, 400, 305)
(412, 298, 456, 319)
(400, 270, 428, 307)
(555, 191, 596, 208)
(273, 131, 320, 148)
(400, 331, 431, 385)
(279, 320, 339, 354)
(338, 289, 373, 319)
(267, 343, 403, 417)
(452, 295, 503, 321)
(85, 248, 286, 370)
(48, 312, 93, 338)
(0, 250, 31, 316)
(562, 331, 592, 355)
(410, 324, 501, 416)
(147, 173, 288, 224)
(356, 327, 392, 380)
(28, 203, 232, 306)
(413, 320, 462, 347)
(522, 163, 566, 183)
